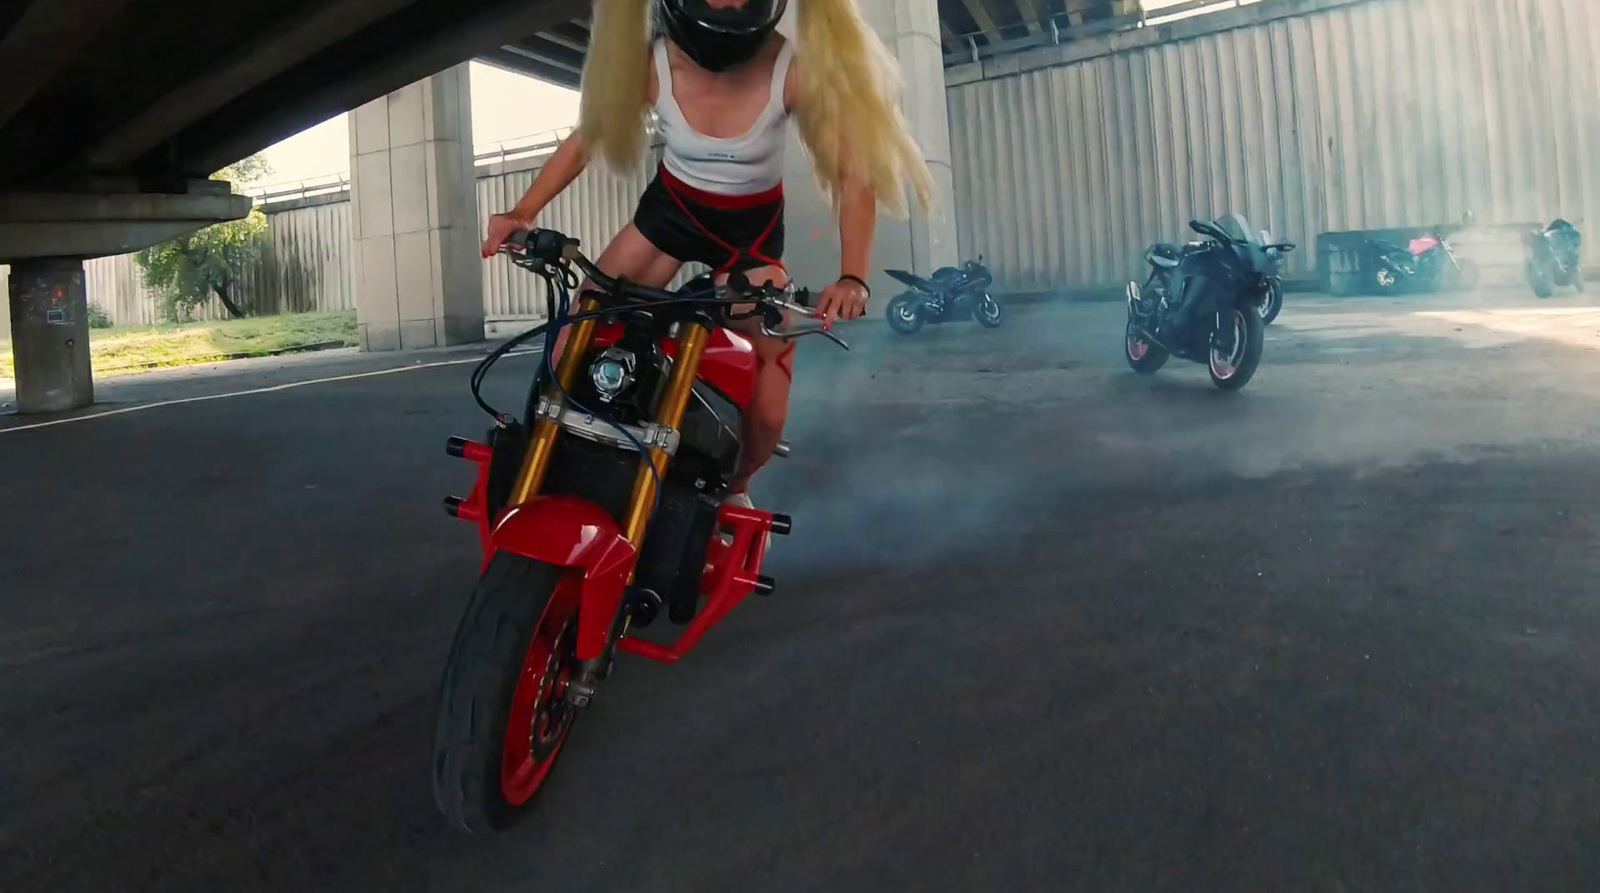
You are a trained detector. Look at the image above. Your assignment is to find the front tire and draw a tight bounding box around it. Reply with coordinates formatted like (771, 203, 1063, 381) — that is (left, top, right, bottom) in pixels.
(1125, 318, 1168, 374)
(433, 553, 582, 832)
(974, 294, 1003, 328)
(1452, 258, 1481, 291)
(1257, 280, 1283, 325)
(1529, 262, 1555, 299)
(886, 294, 924, 335)
(1209, 306, 1265, 391)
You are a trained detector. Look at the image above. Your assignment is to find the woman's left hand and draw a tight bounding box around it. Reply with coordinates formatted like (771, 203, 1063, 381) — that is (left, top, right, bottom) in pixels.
(816, 278, 870, 326)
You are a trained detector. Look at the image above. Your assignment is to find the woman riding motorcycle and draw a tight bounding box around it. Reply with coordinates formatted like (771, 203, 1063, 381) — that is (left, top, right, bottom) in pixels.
(481, 0, 932, 505)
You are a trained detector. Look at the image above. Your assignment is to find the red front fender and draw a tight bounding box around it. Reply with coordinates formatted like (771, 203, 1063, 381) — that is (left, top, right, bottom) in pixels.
(490, 496, 636, 662)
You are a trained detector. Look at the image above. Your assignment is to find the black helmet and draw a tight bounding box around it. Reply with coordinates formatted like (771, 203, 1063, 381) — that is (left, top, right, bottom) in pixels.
(658, 0, 787, 72)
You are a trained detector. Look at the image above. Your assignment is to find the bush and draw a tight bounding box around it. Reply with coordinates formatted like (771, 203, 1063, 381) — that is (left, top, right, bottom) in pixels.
(87, 303, 114, 329)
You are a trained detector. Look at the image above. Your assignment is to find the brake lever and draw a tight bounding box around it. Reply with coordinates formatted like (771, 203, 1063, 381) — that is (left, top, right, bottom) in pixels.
(759, 320, 850, 350)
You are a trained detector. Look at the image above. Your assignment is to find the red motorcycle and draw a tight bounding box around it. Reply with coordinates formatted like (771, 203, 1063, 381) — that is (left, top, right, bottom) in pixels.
(431, 228, 844, 832)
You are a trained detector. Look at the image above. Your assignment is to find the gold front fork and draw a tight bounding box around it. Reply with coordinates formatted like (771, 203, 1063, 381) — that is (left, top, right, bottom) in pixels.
(621, 321, 711, 555)
(508, 297, 601, 506)
(506, 303, 708, 589)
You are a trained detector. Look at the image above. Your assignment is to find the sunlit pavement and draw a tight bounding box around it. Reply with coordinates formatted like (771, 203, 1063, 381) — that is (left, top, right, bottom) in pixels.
(5, 287, 1600, 891)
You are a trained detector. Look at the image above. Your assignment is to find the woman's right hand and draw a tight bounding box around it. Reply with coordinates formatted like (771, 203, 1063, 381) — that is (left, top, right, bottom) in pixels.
(482, 212, 534, 258)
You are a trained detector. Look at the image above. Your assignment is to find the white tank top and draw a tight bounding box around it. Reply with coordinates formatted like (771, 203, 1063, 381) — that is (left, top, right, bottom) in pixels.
(652, 37, 792, 196)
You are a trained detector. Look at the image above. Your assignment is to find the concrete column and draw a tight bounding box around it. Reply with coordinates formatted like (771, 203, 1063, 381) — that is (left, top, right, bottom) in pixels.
(7, 258, 92, 413)
(781, 0, 959, 296)
(349, 64, 484, 351)
(1, 266, 11, 340)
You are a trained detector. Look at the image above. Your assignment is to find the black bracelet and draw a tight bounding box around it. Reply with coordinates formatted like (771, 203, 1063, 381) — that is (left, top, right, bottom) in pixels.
(838, 274, 871, 297)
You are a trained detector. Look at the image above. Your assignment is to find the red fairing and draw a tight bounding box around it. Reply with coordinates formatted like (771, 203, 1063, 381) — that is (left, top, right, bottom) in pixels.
(618, 501, 778, 664)
(590, 323, 758, 410)
(1409, 235, 1440, 255)
(490, 496, 637, 662)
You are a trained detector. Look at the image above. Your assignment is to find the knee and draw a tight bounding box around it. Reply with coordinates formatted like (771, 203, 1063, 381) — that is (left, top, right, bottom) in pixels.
(748, 391, 787, 434)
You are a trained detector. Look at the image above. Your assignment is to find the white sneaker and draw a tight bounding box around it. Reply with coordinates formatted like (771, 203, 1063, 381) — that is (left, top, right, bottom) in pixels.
(721, 491, 768, 551)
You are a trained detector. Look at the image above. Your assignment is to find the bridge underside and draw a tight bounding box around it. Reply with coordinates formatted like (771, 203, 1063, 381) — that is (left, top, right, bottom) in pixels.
(0, 0, 1150, 261)
(0, 0, 587, 262)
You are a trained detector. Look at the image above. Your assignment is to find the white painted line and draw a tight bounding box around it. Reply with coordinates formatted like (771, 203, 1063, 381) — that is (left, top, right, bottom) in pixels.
(0, 346, 544, 435)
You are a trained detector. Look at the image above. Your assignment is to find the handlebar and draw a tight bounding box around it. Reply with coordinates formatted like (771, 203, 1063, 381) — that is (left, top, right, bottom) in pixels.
(501, 228, 845, 349)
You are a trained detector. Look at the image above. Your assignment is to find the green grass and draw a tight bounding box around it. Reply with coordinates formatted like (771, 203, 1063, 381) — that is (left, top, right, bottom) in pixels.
(0, 310, 358, 381)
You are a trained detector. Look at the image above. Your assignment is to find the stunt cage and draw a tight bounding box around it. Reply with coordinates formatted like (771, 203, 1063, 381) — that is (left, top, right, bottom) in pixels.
(442, 229, 844, 667)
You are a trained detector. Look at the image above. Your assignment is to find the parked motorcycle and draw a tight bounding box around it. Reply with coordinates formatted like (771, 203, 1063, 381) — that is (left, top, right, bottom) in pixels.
(1368, 213, 1479, 294)
(1525, 219, 1584, 298)
(883, 258, 999, 334)
(432, 228, 846, 832)
(1126, 215, 1295, 391)
(1143, 236, 1287, 326)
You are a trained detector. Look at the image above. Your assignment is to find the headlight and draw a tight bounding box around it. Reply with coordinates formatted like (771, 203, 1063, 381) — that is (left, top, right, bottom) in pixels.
(589, 348, 635, 402)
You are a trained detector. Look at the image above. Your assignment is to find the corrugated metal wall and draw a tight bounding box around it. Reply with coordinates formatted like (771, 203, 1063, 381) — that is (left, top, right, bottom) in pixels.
(82, 197, 355, 326)
(245, 198, 355, 315)
(85, 252, 174, 325)
(947, 0, 1600, 290)
(73, 152, 672, 326)
(479, 154, 655, 318)
(477, 146, 697, 319)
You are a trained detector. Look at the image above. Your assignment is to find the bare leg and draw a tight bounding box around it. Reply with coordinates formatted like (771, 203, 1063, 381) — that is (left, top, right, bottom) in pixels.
(720, 264, 792, 495)
(550, 224, 681, 361)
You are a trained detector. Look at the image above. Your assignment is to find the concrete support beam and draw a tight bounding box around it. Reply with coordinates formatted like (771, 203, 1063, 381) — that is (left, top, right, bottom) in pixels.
(7, 258, 92, 413)
(349, 64, 484, 352)
(781, 0, 959, 297)
(958, 0, 1000, 36)
(1017, 0, 1045, 36)
(0, 185, 252, 264)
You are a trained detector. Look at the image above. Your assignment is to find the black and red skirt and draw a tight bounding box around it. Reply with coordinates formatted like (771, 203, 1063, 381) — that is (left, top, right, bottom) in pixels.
(634, 165, 785, 275)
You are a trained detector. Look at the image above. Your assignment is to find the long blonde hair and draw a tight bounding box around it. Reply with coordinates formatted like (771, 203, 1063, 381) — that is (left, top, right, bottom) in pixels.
(578, 0, 654, 171)
(577, 0, 934, 218)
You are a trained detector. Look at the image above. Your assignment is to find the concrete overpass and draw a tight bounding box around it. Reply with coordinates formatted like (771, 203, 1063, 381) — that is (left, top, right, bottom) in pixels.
(0, 0, 1145, 412)
(0, 0, 597, 263)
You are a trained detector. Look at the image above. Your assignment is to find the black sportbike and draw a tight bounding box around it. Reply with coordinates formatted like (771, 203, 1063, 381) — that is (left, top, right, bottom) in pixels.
(1143, 233, 1290, 327)
(884, 258, 999, 334)
(1126, 215, 1295, 391)
(1525, 219, 1584, 298)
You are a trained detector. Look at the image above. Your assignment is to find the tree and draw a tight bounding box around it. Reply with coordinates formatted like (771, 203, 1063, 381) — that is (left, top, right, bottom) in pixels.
(135, 155, 273, 321)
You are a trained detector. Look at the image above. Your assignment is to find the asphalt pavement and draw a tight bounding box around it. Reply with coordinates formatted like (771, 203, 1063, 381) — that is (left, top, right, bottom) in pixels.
(5, 290, 1600, 892)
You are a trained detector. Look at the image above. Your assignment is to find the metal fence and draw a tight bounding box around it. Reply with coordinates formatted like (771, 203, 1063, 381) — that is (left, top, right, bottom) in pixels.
(78, 139, 678, 327)
(478, 147, 666, 320)
(946, 0, 1600, 291)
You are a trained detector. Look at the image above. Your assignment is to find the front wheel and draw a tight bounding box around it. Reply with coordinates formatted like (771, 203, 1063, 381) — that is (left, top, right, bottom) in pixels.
(1125, 318, 1169, 374)
(1452, 258, 1481, 291)
(433, 553, 582, 832)
(1374, 265, 1402, 295)
(1528, 262, 1555, 299)
(974, 294, 1003, 328)
(885, 294, 924, 335)
(1209, 306, 1265, 391)
(1257, 280, 1283, 325)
